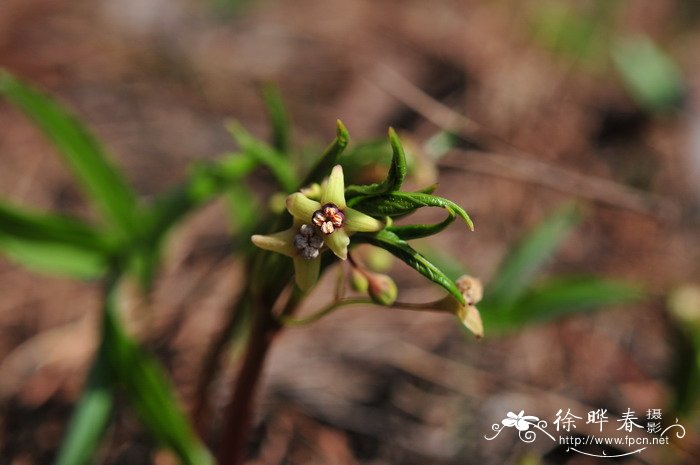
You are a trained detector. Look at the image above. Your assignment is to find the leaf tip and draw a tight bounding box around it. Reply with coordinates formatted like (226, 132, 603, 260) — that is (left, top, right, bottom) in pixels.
(335, 119, 349, 145)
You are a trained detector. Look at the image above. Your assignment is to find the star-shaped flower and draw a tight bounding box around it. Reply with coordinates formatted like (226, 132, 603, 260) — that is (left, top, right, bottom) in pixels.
(285, 165, 383, 260)
(252, 165, 383, 290)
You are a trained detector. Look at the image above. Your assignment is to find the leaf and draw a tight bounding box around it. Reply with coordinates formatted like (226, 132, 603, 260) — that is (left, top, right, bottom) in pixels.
(483, 277, 645, 331)
(611, 35, 684, 113)
(103, 280, 214, 465)
(485, 203, 581, 309)
(54, 350, 114, 465)
(0, 70, 139, 237)
(387, 207, 456, 240)
(227, 121, 297, 191)
(345, 128, 407, 196)
(353, 229, 465, 304)
(262, 83, 291, 154)
(299, 120, 349, 188)
(350, 192, 473, 230)
(0, 201, 113, 278)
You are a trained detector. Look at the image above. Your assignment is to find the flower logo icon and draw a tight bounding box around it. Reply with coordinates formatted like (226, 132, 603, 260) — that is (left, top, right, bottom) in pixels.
(502, 411, 540, 431)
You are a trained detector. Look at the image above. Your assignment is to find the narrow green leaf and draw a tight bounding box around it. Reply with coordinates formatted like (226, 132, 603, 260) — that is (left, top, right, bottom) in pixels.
(0, 70, 139, 236)
(227, 121, 297, 191)
(387, 207, 456, 240)
(0, 202, 113, 278)
(350, 192, 473, 230)
(353, 229, 465, 304)
(54, 350, 114, 465)
(299, 120, 350, 188)
(103, 281, 213, 465)
(345, 128, 408, 196)
(262, 83, 291, 154)
(483, 277, 644, 331)
(611, 36, 684, 113)
(485, 203, 581, 309)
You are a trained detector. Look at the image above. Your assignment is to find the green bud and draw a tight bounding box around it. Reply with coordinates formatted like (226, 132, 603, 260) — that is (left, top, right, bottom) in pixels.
(367, 272, 398, 306)
(350, 268, 369, 292)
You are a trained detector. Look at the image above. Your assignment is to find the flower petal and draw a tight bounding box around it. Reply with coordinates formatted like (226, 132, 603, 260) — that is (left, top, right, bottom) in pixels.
(502, 418, 517, 427)
(323, 229, 350, 260)
(515, 419, 531, 431)
(344, 208, 383, 232)
(293, 256, 321, 291)
(251, 229, 296, 257)
(457, 304, 484, 339)
(286, 193, 321, 223)
(320, 165, 346, 210)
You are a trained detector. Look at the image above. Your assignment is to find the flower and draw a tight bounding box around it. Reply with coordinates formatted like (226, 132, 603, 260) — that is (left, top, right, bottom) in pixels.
(502, 411, 539, 431)
(251, 221, 323, 291)
(435, 275, 484, 338)
(252, 165, 383, 291)
(286, 165, 383, 260)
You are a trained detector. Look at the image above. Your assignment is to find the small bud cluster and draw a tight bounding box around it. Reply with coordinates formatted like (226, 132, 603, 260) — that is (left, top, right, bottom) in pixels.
(312, 203, 345, 234)
(294, 224, 324, 259)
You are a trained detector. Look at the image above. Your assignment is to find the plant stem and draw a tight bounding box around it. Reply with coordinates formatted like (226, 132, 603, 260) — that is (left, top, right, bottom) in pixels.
(216, 295, 278, 465)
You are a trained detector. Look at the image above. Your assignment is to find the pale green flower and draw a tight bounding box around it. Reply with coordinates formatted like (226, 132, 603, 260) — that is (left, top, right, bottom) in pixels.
(286, 165, 383, 260)
(252, 165, 383, 290)
(251, 220, 322, 291)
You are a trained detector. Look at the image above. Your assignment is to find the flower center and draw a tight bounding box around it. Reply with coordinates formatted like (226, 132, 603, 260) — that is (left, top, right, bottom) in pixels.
(312, 203, 345, 235)
(294, 224, 324, 259)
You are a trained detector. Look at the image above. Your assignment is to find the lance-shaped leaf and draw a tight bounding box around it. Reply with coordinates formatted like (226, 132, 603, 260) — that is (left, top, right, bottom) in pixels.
(54, 349, 114, 465)
(299, 120, 349, 188)
(387, 207, 456, 240)
(485, 202, 581, 309)
(227, 121, 297, 192)
(262, 83, 291, 154)
(0, 70, 139, 237)
(353, 229, 465, 304)
(483, 277, 645, 331)
(350, 191, 473, 230)
(0, 201, 114, 278)
(345, 128, 407, 197)
(102, 281, 214, 465)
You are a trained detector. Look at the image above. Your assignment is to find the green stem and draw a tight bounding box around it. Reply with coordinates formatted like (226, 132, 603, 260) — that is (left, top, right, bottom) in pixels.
(279, 298, 372, 327)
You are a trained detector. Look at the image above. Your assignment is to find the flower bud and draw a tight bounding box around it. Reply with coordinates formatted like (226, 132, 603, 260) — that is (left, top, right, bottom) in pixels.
(366, 272, 398, 306)
(668, 284, 700, 329)
(350, 268, 369, 292)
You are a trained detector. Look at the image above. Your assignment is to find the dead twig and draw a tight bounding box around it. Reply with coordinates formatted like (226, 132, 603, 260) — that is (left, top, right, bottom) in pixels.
(367, 65, 680, 219)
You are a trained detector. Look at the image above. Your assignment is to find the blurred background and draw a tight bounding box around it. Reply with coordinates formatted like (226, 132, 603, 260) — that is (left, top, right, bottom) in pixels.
(1, 0, 700, 464)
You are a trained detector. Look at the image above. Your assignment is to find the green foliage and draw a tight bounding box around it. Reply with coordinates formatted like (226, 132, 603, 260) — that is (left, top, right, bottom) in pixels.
(486, 203, 582, 309)
(0, 201, 113, 278)
(611, 36, 684, 113)
(354, 229, 466, 305)
(0, 71, 139, 238)
(345, 128, 408, 197)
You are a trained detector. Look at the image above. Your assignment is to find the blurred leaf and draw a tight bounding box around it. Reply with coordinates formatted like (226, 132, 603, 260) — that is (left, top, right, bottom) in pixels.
(350, 192, 473, 230)
(0, 202, 113, 278)
(485, 203, 581, 309)
(611, 36, 684, 113)
(227, 121, 297, 191)
(103, 280, 214, 465)
(300, 120, 350, 188)
(354, 229, 465, 305)
(484, 277, 644, 331)
(262, 84, 291, 154)
(226, 182, 259, 238)
(387, 207, 456, 240)
(0, 70, 139, 237)
(529, 1, 608, 64)
(345, 128, 407, 197)
(54, 350, 114, 465)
